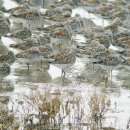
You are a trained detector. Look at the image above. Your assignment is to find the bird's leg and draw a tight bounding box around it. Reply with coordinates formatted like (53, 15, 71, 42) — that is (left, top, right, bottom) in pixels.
(41, 60, 43, 68)
(71, 36, 75, 44)
(67, 40, 69, 45)
(104, 71, 109, 87)
(0, 79, 3, 87)
(59, 44, 61, 52)
(92, 63, 95, 69)
(42, 0, 44, 8)
(27, 63, 30, 72)
(62, 70, 66, 78)
(89, 12, 91, 19)
(0, 79, 3, 83)
(41, 19, 44, 28)
(41, 23, 44, 28)
(110, 70, 113, 85)
(92, 63, 95, 85)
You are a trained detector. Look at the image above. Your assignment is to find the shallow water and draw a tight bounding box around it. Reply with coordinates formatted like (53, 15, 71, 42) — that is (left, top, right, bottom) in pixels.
(0, 0, 130, 130)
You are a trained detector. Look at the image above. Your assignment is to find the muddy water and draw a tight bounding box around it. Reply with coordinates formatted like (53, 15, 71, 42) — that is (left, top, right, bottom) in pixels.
(0, 0, 130, 130)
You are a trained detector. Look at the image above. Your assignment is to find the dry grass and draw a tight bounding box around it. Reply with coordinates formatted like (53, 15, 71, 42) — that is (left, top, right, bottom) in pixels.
(0, 103, 19, 130)
(21, 89, 61, 128)
(88, 92, 111, 127)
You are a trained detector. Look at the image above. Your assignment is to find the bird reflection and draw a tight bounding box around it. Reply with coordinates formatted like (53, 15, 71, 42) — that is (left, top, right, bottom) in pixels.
(14, 64, 52, 83)
(0, 43, 9, 54)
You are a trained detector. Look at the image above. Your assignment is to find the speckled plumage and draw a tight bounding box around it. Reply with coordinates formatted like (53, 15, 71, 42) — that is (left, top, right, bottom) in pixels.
(48, 46, 77, 74)
(15, 47, 40, 62)
(0, 20, 10, 37)
(38, 45, 53, 58)
(37, 33, 51, 45)
(93, 50, 125, 70)
(15, 47, 40, 70)
(10, 37, 39, 50)
(7, 27, 32, 40)
(50, 25, 73, 44)
(77, 40, 107, 62)
(64, 15, 84, 32)
(94, 35, 111, 48)
(11, 9, 43, 28)
(39, 23, 64, 32)
(0, 51, 15, 66)
(0, 63, 11, 82)
(47, 11, 71, 22)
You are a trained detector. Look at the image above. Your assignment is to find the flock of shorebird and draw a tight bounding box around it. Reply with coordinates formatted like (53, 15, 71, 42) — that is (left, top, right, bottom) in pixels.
(0, 0, 130, 82)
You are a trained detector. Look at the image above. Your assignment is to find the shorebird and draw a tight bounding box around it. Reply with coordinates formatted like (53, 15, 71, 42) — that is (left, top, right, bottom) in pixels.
(0, 51, 15, 66)
(38, 44, 53, 66)
(10, 34, 50, 50)
(114, 37, 130, 48)
(83, 26, 104, 40)
(64, 14, 84, 31)
(10, 8, 44, 28)
(77, 40, 107, 63)
(38, 22, 64, 32)
(44, 7, 63, 17)
(7, 27, 32, 40)
(93, 52, 124, 70)
(47, 45, 77, 77)
(15, 47, 40, 71)
(50, 25, 73, 50)
(0, 63, 11, 82)
(47, 11, 72, 22)
(38, 44, 53, 59)
(94, 34, 111, 48)
(10, 37, 39, 50)
(37, 33, 51, 45)
(92, 49, 125, 82)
